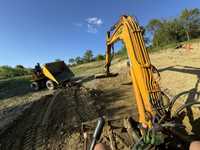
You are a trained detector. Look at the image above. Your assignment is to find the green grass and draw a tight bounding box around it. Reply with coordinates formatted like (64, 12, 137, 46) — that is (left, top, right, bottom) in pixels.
(149, 38, 200, 53)
(149, 42, 179, 53)
(71, 60, 105, 76)
(181, 37, 200, 44)
(0, 66, 31, 80)
(71, 56, 127, 77)
(0, 76, 32, 100)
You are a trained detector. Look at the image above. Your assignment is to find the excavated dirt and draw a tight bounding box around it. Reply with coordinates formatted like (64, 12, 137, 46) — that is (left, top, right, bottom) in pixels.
(0, 87, 98, 150)
(0, 66, 136, 150)
(45, 87, 101, 150)
(0, 94, 53, 150)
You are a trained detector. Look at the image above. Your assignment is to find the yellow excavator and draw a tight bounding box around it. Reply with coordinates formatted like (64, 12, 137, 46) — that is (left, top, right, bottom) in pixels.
(84, 15, 200, 150)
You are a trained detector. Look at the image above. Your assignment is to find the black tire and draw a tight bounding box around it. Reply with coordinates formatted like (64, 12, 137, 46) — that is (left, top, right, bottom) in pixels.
(46, 80, 55, 90)
(30, 82, 40, 91)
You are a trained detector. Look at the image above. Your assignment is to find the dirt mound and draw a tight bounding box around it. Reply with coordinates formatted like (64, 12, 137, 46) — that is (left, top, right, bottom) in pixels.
(0, 67, 137, 150)
(45, 87, 101, 150)
(0, 86, 104, 150)
(0, 94, 53, 150)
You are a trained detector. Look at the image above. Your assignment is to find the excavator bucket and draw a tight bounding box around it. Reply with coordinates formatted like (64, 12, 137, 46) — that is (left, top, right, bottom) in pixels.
(42, 61, 74, 84)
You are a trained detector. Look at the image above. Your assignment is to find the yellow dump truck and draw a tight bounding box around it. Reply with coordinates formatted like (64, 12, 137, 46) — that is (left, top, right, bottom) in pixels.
(30, 61, 74, 90)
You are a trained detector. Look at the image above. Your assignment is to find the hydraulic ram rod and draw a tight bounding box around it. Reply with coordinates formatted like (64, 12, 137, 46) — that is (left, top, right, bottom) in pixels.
(89, 117, 105, 150)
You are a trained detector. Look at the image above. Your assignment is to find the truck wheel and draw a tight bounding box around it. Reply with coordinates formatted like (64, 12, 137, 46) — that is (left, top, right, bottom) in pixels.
(30, 82, 40, 91)
(46, 80, 55, 90)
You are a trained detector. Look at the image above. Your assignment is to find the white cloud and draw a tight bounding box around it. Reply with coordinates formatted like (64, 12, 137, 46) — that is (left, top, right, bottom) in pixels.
(74, 17, 103, 34)
(85, 17, 103, 34)
(86, 17, 103, 26)
(87, 24, 98, 33)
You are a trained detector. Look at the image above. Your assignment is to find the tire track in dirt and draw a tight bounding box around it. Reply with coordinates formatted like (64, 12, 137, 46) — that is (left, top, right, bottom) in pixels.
(0, 93, 54, 150)
(0, 78, 134, 150)
(45, 86, 102, 150)
(0, 86, 102, 150)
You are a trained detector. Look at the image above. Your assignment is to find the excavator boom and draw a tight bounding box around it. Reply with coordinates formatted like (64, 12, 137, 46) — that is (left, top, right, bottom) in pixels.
(105, 15, 167, 127)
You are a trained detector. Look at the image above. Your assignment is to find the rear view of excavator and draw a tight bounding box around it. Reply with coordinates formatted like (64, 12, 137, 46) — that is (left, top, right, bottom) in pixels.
(83, 15, 200, 150)
(30, 61, 74, 90)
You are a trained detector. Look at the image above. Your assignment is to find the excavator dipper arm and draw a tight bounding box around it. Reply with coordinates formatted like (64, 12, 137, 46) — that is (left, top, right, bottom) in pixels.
(105, 15, 167, 128)
(84, 16, 197, 150)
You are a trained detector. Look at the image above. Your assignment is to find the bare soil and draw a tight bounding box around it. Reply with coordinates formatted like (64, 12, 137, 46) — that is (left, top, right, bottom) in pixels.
(0, 41, 200, 149)
(0, 63, 135, 150)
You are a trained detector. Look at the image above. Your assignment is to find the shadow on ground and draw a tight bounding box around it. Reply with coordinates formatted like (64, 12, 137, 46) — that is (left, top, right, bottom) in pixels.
(159, 65, 200, 140)
(95, 85, 137, 119)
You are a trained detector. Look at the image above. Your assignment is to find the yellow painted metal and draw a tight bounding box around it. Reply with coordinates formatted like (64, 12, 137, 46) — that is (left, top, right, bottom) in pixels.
(41, 61, 74, 85)
(42, 66, 59, 84)
(105, 16, 162, 128)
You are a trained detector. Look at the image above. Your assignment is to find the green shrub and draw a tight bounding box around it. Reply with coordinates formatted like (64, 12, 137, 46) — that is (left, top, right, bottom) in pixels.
(96, 54, 105, 61)
(0, 65, 31, 79)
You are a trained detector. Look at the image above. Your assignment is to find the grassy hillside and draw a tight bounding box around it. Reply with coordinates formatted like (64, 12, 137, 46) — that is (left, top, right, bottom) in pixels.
(71, 56, 126, 76)
(0, 66, 31, 80)
(0, 76, 32, 100)
(71, 60, 105, 76)
(71, 39, 200, 98)
(149, 38, 200, 53)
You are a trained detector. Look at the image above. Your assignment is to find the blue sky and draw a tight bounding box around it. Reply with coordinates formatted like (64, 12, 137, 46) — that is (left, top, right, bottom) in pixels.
(0, 0, 200, 67)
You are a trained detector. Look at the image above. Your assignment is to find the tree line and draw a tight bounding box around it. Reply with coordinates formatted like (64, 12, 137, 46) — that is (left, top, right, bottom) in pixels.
(146, 8, 200, 47)
(67, 8, 200, 65)
(67, 47, 129, 65)
(68, 50, 105, 65)
(0, 65, 32, 79)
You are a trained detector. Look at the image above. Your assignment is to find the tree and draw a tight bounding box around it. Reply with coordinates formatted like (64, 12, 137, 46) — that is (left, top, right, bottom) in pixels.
(96, 54, 105, 61)
(180, 8, 200, 40)
(146, 19, 163, 47)
(152, 19, 186, 47)
(117, 46, 127, 56)
(55, 59, 62, 62)
(146, 19, 162, 33)
(145, 8, 200, 48)
(15, 65, 24, 69)
(83, 50, 93, 62)
(140, 26, 150, 45)
(75, 56, 83, 64)
(68, 58, 75, 64)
